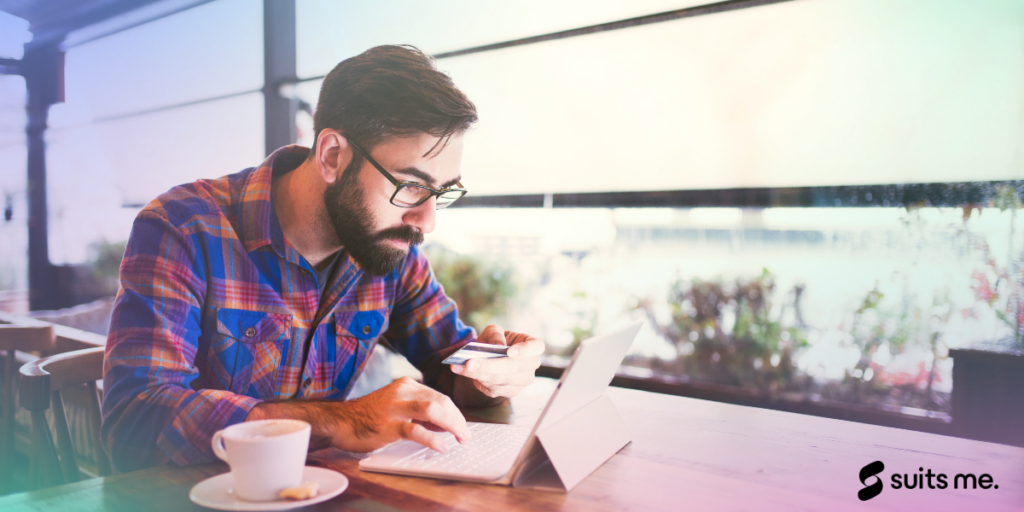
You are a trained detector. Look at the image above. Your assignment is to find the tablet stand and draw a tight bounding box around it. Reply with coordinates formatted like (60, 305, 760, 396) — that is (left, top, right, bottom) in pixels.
(512, 393, 631, 491)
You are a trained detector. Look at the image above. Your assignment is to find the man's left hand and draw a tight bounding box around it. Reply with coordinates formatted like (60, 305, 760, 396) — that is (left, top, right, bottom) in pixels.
(452, 325, 545, 399)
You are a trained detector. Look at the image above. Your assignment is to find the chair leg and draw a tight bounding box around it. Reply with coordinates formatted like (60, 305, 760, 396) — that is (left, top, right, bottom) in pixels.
(50, 392, 80, 484)
(28, 409, 63, 490)
(86, 382, 112, 477)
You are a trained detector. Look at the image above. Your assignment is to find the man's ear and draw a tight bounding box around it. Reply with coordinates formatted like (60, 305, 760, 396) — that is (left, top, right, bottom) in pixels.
(315, 129, 352, 185)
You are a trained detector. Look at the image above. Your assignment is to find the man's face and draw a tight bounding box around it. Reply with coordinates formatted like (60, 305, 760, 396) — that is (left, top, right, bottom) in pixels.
(323, 133, 464, 276)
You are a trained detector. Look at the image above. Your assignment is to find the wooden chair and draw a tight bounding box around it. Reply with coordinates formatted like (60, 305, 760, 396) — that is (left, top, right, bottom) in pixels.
(19, 346, 112, 489)
(0, 325, 56, 491)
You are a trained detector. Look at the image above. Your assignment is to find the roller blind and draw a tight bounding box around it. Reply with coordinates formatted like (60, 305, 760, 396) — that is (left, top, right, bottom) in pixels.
(295, 0, 710, 79)
(439, 0, 1024, 194)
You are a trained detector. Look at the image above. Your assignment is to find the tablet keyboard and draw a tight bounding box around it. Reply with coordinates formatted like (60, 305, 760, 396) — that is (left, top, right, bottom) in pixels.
(392, 422, 532, 475)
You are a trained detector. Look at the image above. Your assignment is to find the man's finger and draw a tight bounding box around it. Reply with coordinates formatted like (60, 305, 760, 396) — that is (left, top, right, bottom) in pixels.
(456, 367, 535, 390)
(391, 379, 472, 440)
(401, 399, 471, 443)
(477, 324, 507, 347)
(453, 361, 540, 387)
(505, 335, 545, 358)
(413, 419, 448, 433)
(466, 353, 542, 374)
(465, 354, 523, 374)
(399, 421, 448, 453)
(490, 327, 508, 346)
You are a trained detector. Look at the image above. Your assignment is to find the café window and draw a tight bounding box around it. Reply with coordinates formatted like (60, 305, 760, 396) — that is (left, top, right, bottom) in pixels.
(294, 0, 1024, 420)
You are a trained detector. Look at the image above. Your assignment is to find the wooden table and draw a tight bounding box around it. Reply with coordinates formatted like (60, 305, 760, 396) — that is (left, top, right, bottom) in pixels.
(2, 378, 1022, 512)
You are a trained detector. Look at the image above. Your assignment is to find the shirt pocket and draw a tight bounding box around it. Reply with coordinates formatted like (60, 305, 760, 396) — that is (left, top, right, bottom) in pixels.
(330, 308, 390, 397)
(210, 308, 292, 397)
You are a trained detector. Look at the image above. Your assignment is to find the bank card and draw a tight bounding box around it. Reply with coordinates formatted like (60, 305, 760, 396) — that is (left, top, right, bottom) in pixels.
(442, 342, 509, 365)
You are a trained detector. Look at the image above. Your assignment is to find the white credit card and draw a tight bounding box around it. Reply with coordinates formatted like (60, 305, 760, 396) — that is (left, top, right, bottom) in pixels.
(442, 342, 510, 365)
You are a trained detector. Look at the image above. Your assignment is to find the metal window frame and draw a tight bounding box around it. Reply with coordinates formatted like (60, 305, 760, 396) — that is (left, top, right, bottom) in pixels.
(450, 181, 1018, 210)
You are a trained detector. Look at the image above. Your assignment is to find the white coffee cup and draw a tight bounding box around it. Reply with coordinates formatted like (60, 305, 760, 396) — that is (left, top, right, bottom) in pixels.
(211, 419, 311, 502)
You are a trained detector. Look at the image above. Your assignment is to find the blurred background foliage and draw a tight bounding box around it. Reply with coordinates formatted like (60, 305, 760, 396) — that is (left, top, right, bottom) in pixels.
(628, 269, 957, 414)
(425, 245, 518, 330)
(636, 270, 807, 393)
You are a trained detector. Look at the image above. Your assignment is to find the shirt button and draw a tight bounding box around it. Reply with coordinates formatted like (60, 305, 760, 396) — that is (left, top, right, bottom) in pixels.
(303, 377, 312, 387)
(362, 325, 372, 335)
(244, 327, 257, 337)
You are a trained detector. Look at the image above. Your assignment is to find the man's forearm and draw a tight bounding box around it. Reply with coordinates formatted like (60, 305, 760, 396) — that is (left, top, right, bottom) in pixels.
(245, 377, 501, 453)
(246, 399, 357, 451)
(247, 378, 472, 454)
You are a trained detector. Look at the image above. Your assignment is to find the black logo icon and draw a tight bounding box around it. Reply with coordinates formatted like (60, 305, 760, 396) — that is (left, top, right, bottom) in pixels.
(858, 461, 885, 501)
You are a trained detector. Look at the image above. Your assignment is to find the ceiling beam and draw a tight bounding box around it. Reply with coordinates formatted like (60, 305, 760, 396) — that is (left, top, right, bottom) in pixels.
(0, 0, 168, 48)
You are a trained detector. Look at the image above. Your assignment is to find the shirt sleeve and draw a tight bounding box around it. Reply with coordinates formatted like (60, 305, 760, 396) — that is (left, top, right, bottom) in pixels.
(101, 210, 261, 471)
(384, 246, 476, 395)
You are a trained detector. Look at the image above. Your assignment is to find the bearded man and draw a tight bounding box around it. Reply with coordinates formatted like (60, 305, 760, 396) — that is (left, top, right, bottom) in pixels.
(101, 45, 544, 471)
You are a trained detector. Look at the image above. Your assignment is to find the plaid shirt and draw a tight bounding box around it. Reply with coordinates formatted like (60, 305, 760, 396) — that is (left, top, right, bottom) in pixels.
(102, 146, 474, 471)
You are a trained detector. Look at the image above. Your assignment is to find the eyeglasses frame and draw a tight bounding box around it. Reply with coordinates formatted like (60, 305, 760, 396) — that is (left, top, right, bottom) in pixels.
(346, 138, 467, 209)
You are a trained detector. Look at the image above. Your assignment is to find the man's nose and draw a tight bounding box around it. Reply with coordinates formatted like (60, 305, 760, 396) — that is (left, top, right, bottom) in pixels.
(402, 196, 437, 234)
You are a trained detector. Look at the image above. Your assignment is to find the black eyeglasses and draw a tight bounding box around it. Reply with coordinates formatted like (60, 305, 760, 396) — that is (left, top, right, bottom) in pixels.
(346, 138, 467, 209)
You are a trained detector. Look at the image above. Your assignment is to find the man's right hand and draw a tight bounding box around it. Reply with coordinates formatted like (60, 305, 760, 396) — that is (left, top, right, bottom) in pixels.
(332, 377, 472, 453)
(246, 377, 472, 454)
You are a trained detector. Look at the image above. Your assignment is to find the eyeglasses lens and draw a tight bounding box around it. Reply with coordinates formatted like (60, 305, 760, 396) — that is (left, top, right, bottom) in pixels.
(434, 190, 464, 209)
(393, 186, 431, 207)
(392, 185, 465, 209)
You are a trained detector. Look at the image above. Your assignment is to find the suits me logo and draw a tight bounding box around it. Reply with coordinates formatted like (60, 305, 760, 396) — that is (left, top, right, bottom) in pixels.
(857, 461, 1001, 501)
(858, 461, 885, 501)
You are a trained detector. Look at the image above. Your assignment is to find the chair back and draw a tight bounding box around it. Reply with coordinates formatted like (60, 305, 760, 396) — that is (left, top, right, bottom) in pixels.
(19, 346, 111, 488)
(0, 325, 56, 492)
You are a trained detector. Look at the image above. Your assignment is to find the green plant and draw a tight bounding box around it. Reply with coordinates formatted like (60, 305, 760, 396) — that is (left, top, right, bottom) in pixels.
(425, 245, 517, 330)
(638, 269, 808, 392)
(817, 284, 951, 412)
(634, 272, 951, 412)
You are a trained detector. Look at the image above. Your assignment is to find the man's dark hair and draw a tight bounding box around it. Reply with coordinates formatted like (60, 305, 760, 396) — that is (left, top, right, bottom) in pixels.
(312, 44, 478, 157)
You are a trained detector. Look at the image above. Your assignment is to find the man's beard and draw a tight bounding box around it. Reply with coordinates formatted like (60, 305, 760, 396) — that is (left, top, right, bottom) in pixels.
(323, 158, 424, 276)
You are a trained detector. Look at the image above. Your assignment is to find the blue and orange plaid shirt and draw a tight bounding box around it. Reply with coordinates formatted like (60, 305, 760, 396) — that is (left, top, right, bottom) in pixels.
(102, 146, 475, 471)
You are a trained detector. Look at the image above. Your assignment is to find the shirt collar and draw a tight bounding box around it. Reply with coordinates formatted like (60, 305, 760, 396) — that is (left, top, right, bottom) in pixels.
(240, 145, 310, 256)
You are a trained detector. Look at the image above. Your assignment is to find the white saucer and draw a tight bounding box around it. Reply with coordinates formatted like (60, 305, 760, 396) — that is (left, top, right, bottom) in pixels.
(189, 466, 349, 511)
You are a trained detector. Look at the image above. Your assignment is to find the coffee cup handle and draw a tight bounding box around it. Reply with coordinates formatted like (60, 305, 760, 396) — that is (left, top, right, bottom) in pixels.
(211, 430, 228, 462)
